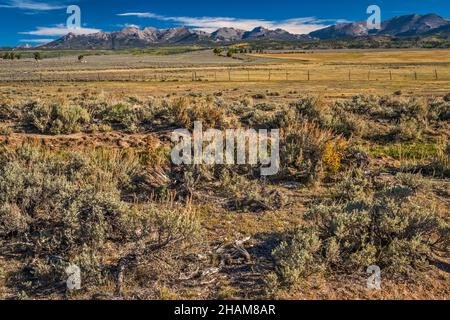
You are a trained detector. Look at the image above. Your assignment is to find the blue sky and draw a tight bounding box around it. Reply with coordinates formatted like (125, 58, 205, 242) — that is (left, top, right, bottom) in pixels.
(0, 0, 449, 46)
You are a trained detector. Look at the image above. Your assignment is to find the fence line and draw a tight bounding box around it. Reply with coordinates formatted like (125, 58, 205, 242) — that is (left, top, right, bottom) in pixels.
(0, 68, 449, 83)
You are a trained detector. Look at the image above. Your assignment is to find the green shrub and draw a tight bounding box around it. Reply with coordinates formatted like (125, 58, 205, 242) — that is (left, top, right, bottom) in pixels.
(255, 103, 276, 112)
(272, 173, 449, 287)
(289, 97, 332, 127)
(33, 52, 41, 61)
(395, 173, 428, 192)
(25, 102, 90, 134)
(213, 47, 223, 55)
(0, 145, 200, 293)
(337, 95, 431, 126)
(418, 139, 450, 178)
(334, 94, 381, 116)
(252, 93, 266, 100)
(332, 169, 371, 201)
(267, 108, 297, 128)
(378, 96, 428, 122)
(278, 122, 345, 183)
(0, 103, 16, 121)
(97, 103, 139, 132)
(388, 118, 422, 142)
(0, 203, 29, 236)
(272, 227, 324, 286)
(330, 108, 367, 138)
(428, 98, 450, 122)
(171, 96, 228, 130)
(240, 110, 267, 127)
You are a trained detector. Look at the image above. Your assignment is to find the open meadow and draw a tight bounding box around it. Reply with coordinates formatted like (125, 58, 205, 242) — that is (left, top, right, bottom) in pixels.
(0, 48, 449, 300)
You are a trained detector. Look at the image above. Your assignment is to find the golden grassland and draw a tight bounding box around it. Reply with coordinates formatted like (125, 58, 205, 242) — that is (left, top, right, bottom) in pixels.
(1, 77, 449, 105)
(1, 49, 450, 85)
(251, 49, 450, 63)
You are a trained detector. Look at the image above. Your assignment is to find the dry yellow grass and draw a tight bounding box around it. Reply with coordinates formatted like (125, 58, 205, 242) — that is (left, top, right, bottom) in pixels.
(2, 49, 450, 85)
(251, 49, 450, 63)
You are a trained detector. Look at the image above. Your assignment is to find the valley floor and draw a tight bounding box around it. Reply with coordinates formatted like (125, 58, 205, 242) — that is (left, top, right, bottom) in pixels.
(0, 49, 448, 300)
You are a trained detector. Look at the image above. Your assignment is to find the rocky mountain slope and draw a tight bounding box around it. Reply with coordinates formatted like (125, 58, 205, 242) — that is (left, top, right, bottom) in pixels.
(39, 13, 450, 49)
(310, 14, 450, 39)
(41, 26, 307, 49)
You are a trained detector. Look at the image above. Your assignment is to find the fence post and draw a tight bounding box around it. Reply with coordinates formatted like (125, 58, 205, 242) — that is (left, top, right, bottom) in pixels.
(435, 69, 438, 80)
(268, 70, 271, 81)
(286, 70, 288, 81)
(390, 71, 392, 81)
(307, 70, 310, 81)
(348, 70, 351, 81)
(414, 71, 417, 80)
(228, 70, 231, 81)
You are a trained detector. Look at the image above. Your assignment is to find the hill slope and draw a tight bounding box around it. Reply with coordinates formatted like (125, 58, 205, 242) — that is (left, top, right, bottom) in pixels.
(310, 13, 450, 39)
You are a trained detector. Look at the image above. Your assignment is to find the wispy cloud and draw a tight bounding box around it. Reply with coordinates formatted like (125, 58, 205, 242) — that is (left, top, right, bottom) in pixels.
(19, 38, 54, 43)
(20, 24, 101, 36)
(0, 0, 66, 10)
(115, 23, 141, 29)
(117, 12, 351, 34)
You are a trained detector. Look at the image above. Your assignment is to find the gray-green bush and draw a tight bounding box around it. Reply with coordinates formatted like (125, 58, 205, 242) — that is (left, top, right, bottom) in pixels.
(0, 145, 200, 293)
(24, 102, 90, 134)
(272, 171, 449, 287)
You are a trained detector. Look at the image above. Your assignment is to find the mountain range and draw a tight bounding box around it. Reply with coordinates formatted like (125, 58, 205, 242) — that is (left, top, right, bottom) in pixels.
(39, 13, 450, 49)
(310, 13, 449, 39)
(40, 25, 310, 49)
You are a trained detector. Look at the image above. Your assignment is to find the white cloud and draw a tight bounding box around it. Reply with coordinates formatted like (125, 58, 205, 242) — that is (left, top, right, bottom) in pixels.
(117, 12, 351, 34)
(118, 12, 161, 19)
(115, 23, 141, 29)
(0, 0, 66, 10)
(19, 38, 54, 43)
(20, 24, 101, 36)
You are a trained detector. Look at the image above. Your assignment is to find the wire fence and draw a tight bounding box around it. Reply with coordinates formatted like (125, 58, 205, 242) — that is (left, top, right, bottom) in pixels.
(0, 68, 449, 83)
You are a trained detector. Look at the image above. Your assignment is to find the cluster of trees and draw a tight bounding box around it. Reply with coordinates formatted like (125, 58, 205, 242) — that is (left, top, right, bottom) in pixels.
(213, 47, 265, 58)
(226, 48, 237, 57)
(1, 52, 43, 61)
(33, 52, 42, 61)
(212, 47, 223, 55)
(240, 36, 450, 51)
(1, 52, 21, 60)
(245, 48, 265, 53)
(212, 47, 236, 57)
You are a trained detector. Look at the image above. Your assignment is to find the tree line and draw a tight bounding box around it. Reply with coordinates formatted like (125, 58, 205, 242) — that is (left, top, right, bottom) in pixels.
(1, 52, 42, 61)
